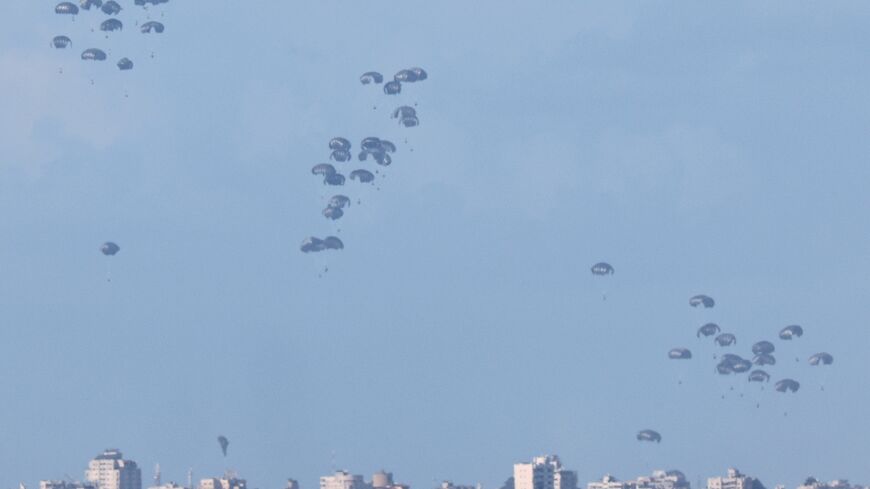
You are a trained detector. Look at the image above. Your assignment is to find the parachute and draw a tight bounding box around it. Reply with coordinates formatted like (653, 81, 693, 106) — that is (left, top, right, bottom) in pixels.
(101, 0, 121, 14)
(636, 430, 661, 443)
(52, 36, 72, 48)
(775, 379, 800, 393)
(373, 152, 392, 166)
(217, 436, 229, 457)
(360, 137, 385, 153)
(399, 116, 420, 128)
(323, 236, 344, 250)
(716, 354, 750, 374)
(410, 67, 428, 81)
(329, 137, 351, 152)
(779, 325, 803, 340)
(56, 2, 79, 14)
(752, 341, 775, 355)
(689, 294, 715, 308)
(360, 72, 384, 84)
(323, 207, 343, 220)
(117, 58, 133, 70)
(100, 242, 120, 256)
(714, 333, 736, 347)
(394, 69, 418, 83)
(350, 169, 374, 183)
(80, 0, 103, 10)
(135, 0, 169, 5)
(808, 352, 833, 366)
(380, 140, 397, 153)
(100, 18, 123, 31)
(300, 237, 326, 253)
(328, 195, 351, 209)
(81, 48, 107, 61)
(591, 262, 614, 275)
(668, 348, 692, 360)
(383, 80, 401, 95)
(392, 106, 417, 120)
(330, 149, 352, 162)
(748, 370, 771, 383)
(752, 354, 776, 366)
(311, 163, 336, 176)
(141, 21, 165, 33)
(697, 323, 720, 338)
(324, 173, 346, 186)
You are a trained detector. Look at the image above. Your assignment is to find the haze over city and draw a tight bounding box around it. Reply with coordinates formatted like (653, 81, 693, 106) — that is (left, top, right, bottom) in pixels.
(2, 3, 869, 489)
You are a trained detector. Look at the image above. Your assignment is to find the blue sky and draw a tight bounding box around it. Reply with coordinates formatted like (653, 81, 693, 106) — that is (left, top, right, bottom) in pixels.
(2, 2, 870, 489)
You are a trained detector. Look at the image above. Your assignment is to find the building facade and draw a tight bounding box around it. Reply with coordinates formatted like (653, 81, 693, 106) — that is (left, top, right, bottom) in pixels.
(320, 472, 369, 489)
(515, 455, 578, 489)
(85, 450, 142, 489)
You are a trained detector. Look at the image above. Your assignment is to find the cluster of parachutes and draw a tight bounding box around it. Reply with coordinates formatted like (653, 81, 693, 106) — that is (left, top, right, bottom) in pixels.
(671, 295, 835, 402)
(361, 67, 428, 127)
(300, 68, 429, 265)
(52, 0, 170, 75)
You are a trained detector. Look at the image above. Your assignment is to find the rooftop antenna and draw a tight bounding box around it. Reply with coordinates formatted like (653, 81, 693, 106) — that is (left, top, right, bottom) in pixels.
(154, 464, 162, 487)
(330, 450, 336, 473)
(188, 469, 194, 489)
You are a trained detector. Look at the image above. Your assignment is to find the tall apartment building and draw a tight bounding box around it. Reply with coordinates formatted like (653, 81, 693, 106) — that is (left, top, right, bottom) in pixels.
(85, 450, 142, 489)
(707, 469, 763, 489)
(514, 455, 578, 489)
(320, 471, 369, 489)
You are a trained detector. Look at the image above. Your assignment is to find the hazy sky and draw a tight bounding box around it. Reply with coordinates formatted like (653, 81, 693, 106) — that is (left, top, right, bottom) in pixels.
(2, 2, 870, 489)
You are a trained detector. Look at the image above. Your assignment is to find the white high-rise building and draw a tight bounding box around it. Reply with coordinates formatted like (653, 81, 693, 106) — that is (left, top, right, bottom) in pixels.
(514, 455, 578, 489)
(320, 472, 369, 489)
(707, 469, 758, 489)
(85, 450, 142, 489)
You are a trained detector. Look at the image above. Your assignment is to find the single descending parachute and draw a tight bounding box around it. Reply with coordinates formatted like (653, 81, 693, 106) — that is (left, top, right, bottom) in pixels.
(330, 149, 352, 162)
(81, 48, 107, 60)
(300, 237, 326, 253)
(779, 325, 804, 340)
(100, 242, 120, 255)
(101, 0, 121, 14)
(135, 0, 169, 5)
(394, 69, 418, 82)
(717, 354, 751, 374)
(392, 106, 416, 120)
(100, 18, 123, 31)
(752, 341, 775, 355)
(409, 67, 428, 81)
(668, 348, 692, 360)
(753, 354, 776, 366)
(775, 379, 800, 393)
(715, 333, 736, 347)
(329, 137, 351, 152)
(324, 173, 346, 186)
(361, 137, 385, 153)
(808, 352, 833, 366)
(591, 262, 614, 275)
(384, 80, 401, 95)
(380, 140, 397, 153)
(80, 0, 103, 10)
(56, 2, 79, 14)
(217, 436, 229, 457)
(689, 294, 715, 308)
(117, 58, 133, 70)
(52, 35, 72, 48)
(350, 169, 374, 183)
(323, 207, 343, 220)
(748, 370, 771, 383)
(399, 116, 419, 128)
(328, 195, 351, 209)
(637, 430, 661, 443)
(373, 152, 392, 166)
(360, 71, 383, 84)
(697, 323, 721, 338)
(311, 163, 336, 176)
(323, 236, 343, 250)
(141, 21, 165, 33)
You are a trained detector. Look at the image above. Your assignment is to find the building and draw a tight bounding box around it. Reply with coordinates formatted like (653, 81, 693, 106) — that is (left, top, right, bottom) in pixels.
(797, 479, 866, 489)
(41, 482, 97, 489)
(515, 455, 578, 489)
(85, 450, 142, 489)
(199, 477, 246, 489)
(707, 469, 763, 489)
(440, 482, 476, 489)
(637, 471, 691, 489)
(285, 480, 300, 489)
(150, 483, 187, 489)
(588, 475, 633, 489)
(320, 472, 369, 489)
